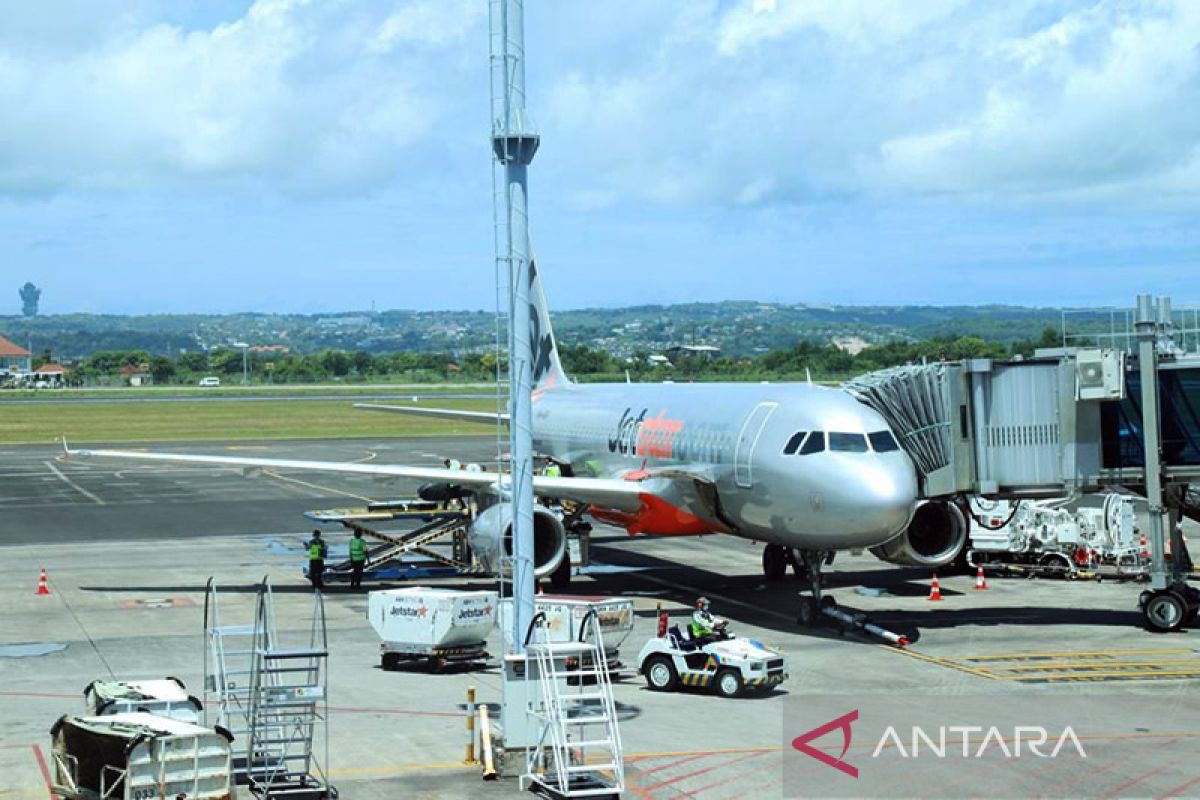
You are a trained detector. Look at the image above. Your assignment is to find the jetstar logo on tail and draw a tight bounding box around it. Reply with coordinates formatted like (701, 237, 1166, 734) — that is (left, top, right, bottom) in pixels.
(792, 710, 859, 779)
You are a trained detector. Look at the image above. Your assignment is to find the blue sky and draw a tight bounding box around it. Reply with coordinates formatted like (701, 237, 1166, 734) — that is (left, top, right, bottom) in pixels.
(1, 0, 1198, 314)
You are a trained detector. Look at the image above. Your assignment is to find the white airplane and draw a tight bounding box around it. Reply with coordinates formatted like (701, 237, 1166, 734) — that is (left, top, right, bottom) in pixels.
(68, 261, 967, 624)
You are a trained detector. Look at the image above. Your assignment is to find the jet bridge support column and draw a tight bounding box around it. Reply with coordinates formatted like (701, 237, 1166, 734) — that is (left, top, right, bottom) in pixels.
(1135, 294, 1198, 631)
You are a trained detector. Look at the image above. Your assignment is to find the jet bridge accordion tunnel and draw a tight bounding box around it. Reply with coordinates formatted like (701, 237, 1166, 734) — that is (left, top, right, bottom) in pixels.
(846, 339, 1200, 633)
(845, 351, 1200, 509)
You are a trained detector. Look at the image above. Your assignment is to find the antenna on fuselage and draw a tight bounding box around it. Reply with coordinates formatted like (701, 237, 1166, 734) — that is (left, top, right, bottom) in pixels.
(625, 369, 631, 384)
(805, 367, 813, 386)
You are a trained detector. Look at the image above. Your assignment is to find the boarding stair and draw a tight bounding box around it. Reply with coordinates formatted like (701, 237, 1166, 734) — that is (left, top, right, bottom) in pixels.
(521, 609, 624, 797)
(205, 578, 261, 758)
(205, 578, 336, 798)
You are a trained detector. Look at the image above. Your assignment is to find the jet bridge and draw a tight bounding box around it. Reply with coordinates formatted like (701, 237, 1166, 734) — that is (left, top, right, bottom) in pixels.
(846, 294, 1200, 632)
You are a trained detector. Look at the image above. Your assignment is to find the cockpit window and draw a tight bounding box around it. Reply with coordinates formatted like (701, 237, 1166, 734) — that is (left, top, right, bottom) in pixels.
(799, 431, 826, 455)
(829, 432, 869, 453)
(783, 431, 807, 455)
(868, 431, 900, 453)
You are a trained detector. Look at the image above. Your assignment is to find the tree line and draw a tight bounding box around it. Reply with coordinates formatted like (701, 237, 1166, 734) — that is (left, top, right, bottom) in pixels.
(39, 327, 1064, 386)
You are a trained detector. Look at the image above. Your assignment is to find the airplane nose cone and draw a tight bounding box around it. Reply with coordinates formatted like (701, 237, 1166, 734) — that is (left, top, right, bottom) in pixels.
(860, 461, 919, 537)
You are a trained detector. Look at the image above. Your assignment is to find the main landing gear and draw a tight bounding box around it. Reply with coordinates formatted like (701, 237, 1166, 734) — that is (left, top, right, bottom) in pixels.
(762, 544, 790, 581)
(1139, 586, 1200, 633)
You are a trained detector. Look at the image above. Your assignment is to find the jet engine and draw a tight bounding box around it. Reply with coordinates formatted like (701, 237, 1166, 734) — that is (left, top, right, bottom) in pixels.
(869, 500, 967, 568)
(468, 503, 567, 578)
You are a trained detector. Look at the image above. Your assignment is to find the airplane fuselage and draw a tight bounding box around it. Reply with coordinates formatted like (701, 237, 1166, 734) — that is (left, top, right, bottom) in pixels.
(532, 380, 918, 551)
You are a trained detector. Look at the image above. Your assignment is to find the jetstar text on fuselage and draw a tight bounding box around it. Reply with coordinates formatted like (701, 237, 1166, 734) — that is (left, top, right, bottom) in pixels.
(607, 408, 685, 459)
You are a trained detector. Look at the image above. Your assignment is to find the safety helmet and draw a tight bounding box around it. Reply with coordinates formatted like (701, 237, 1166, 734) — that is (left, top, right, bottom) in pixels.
(696, 596, 710, 609)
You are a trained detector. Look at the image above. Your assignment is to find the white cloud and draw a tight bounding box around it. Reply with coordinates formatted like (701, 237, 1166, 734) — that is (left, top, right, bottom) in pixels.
(717, 0, 965, 55)
(543, 0, 1200, 208)
(370, 0, 484, 53)
(0, 0, 484, 195)
(2, 1, 1197, 210)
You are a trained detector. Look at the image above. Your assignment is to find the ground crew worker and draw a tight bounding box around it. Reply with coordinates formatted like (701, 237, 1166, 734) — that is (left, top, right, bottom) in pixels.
(544, 461, 562, 478)
(306, 530, 328, 590)
(348, 529, 367, 590)
(690, 596, 719, 645)
(441, 458, 468, 509)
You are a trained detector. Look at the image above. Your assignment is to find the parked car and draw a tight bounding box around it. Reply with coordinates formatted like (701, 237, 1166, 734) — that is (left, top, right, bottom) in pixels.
(198, 376, 221, 387)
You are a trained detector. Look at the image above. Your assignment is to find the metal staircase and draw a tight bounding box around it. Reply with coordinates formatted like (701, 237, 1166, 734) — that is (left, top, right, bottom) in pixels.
(205, 578, 261, 758)
(521, 609, 624, 797)
(205, 578, 335, 798)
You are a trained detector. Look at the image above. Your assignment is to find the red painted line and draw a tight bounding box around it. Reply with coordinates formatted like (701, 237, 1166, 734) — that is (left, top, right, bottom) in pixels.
(1158, 772, 1200, 799)
(0, 691, 77, 700)
(707, 769, 782, 800)
(630, 753, 709, 778)
(1033, 744, 1141, 797)
(641, 750, 774, 794)
(1102, 741, 1193, 798)
(677, 750, 782, 797)
(32, 744, 52, 798)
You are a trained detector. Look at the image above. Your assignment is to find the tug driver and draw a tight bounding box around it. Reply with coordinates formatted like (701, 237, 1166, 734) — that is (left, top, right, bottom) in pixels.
(690, 597, 725, 645)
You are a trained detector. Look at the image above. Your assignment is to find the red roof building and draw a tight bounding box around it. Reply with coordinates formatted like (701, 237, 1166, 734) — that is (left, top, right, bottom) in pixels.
(34, 363, 67, 375)
(118, 363, 153, 386)
(0, 335, 31, 373)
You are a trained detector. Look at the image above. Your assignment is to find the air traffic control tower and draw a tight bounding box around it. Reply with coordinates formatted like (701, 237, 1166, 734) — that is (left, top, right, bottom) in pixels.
(847, 294, 1200, 633)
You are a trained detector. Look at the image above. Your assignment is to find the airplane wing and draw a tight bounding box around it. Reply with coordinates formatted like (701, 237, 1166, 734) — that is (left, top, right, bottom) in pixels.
(63, 446, 642, 512)
(354, 403, 508, 425)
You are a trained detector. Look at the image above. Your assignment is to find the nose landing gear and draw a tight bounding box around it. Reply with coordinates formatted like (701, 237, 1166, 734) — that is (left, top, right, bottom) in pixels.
(794, 549, 835, 627)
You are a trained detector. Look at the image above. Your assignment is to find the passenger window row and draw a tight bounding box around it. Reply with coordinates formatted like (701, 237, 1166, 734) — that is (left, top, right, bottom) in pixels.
(781, 429, 901, 455)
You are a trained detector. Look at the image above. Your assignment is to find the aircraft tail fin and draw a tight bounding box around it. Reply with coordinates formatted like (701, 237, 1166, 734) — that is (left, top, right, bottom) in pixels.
(528, 253, 570, 390)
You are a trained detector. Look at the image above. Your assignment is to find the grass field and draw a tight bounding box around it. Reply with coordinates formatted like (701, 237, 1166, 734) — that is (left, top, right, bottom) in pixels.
(0, 383, 495, 401)
(0, 398, 500, 444)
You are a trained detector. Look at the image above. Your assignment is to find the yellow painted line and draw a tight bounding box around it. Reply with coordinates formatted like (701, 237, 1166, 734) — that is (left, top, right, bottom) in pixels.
(628, 745, 782, 760)
(978, 660, 1200, 673)
(632, 732, 1200, 762)
(961, 648, 1193, 661)
(993, 669, 1200, 681)
(326, 760, 471, 776)
(263, 469, 373, 503)
(880, 646, 999, 680)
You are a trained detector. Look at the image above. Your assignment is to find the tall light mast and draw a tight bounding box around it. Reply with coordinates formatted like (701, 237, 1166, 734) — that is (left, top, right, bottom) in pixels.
(489, 0, 539, 651)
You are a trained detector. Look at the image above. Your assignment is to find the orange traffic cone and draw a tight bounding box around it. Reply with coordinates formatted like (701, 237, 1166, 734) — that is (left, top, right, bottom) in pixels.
(36, 567, 50, 596)
(974, 565, 988, 591)
(928, 574, 942, 601)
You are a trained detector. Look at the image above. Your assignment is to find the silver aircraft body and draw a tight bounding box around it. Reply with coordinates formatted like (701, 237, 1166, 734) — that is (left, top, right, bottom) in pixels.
(530, 380, 917, 550)
(69, 260, 970, 612)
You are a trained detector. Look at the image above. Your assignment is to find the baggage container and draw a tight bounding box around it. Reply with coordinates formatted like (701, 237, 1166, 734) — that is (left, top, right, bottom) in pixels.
(50, 712, 233, 800)
(499, 595, 635, 668)
(368, 586, 497, 671)
(84, 678, 202, 724)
